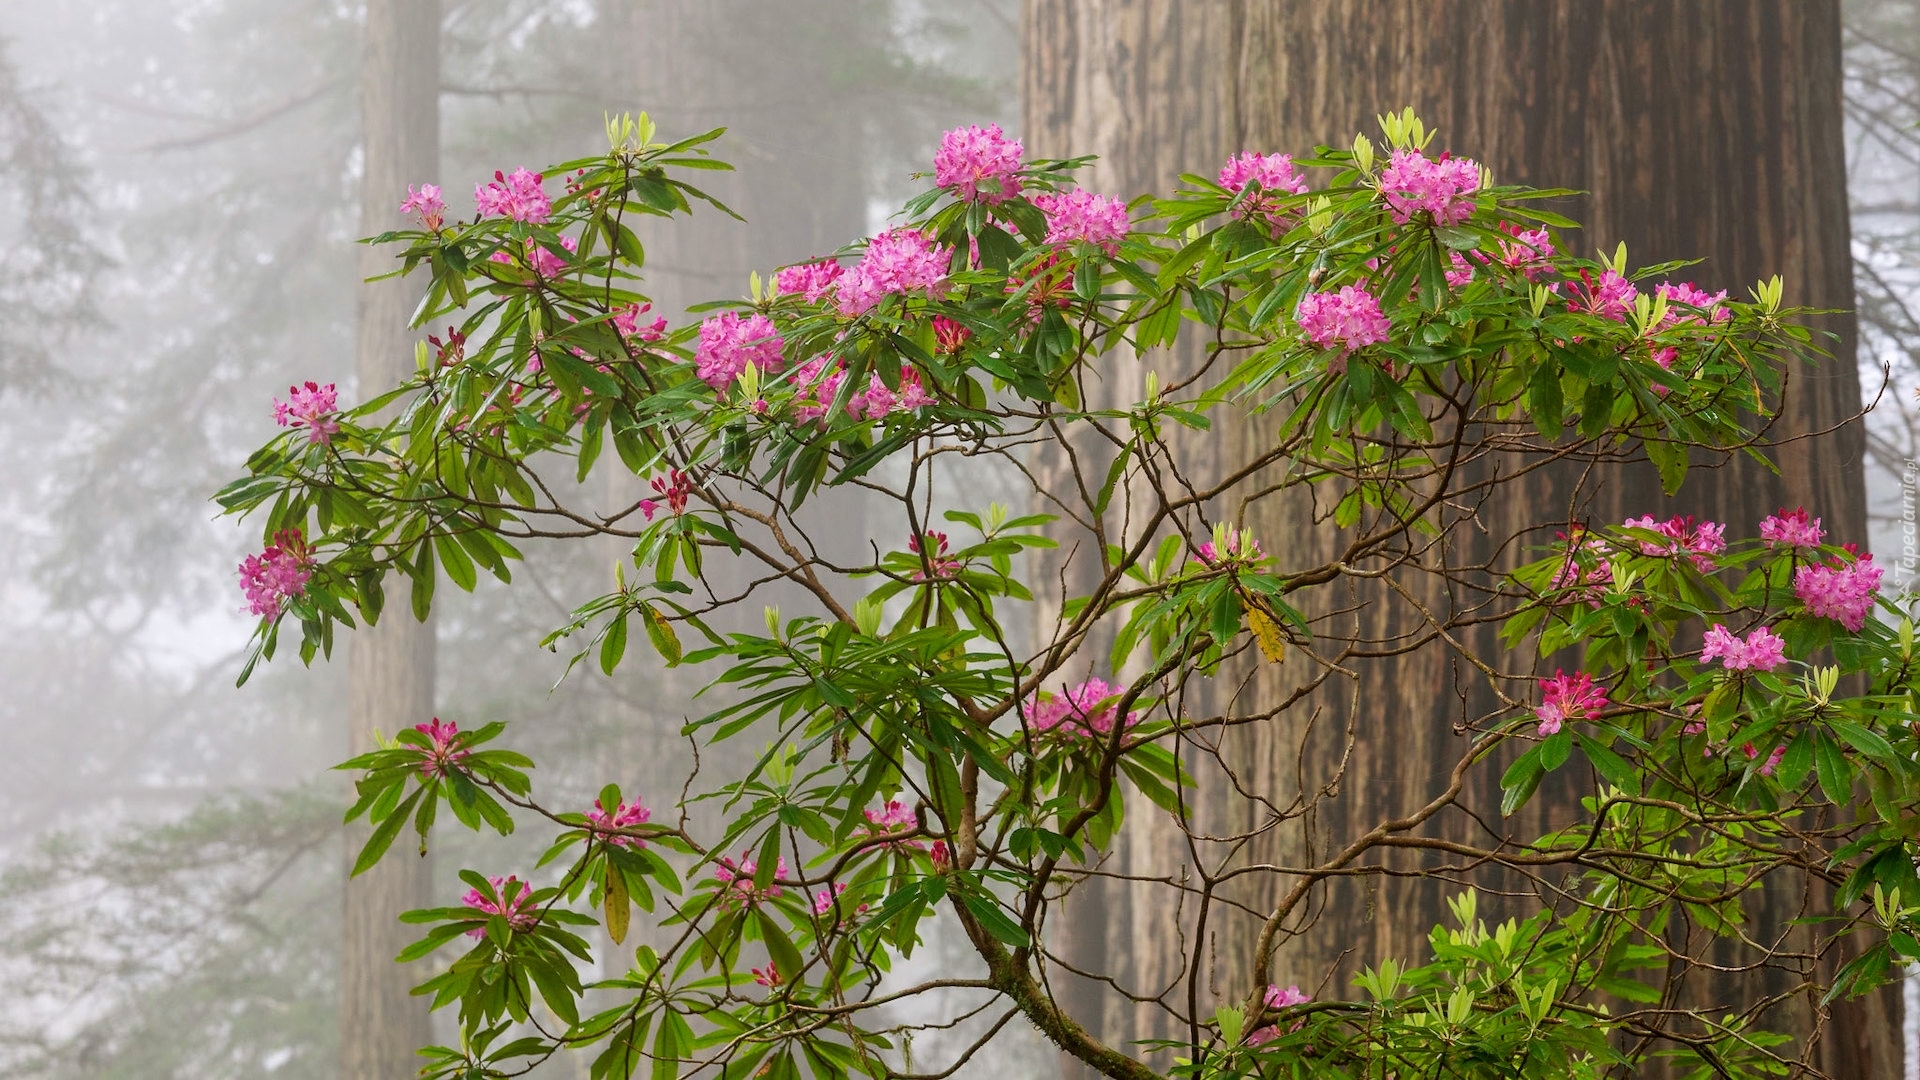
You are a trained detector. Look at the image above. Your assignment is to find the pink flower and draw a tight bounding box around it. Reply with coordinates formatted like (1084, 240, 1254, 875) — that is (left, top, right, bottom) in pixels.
(1265, 984, 1310, 1009)
(612, 302, 667, 342)
(1445, 250, 1475, 289)
(811, 880, 850, 916)
(1220, 152, 1309, 201)
(1758, 743, 1787, 777)
(640, 469, 693, 521)
(1760, 507, 1824, 549)
(1654, 282, 1730, 327)
(273, 381, 341, 445)
(751, 964, 782, 988)
(929, 840, 951, 869)
(1622, 514, 1726, 572)
(1196, 529, 1266, 567)
(1548, 525, 1614, 606)
(933, 316, 972, 354)
(587, 796, 651, 848)
(1377, 149, 1480, 226)
(461, 875, 539, 937)
(694, 311, 785, 390)
(1570, 270, 1639, 322)
(1700, 624, 1788, 673)
(908, 532, 962, 580)
(399, 183, 444, 230)
(1794, 551, 1883, 632)
(474, 167, 551, 224)
(1535, 669, 1607, 736)
(935, 123, 1024, 204)
(787, 356, 847, 423)
(835, 228, 952, 317)
(713, 851, 788, 906)
(238, 529, 315, 618)
(775, 260, 844, 304)
(1495, 224, 1555, 280)
(1219, 152, 1308, 231)
(1245, 985, 1309, 1046)
(414, 718, 470, 778)
(865, 800, 916, 832)
(1022, 677, 1140, 737)
(1030, 189, 1130, 254)
(1295, 285, 1391, 355)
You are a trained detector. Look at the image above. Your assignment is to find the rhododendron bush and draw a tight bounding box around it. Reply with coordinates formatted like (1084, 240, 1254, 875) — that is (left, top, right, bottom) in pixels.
(217, 110, 1920, 1079)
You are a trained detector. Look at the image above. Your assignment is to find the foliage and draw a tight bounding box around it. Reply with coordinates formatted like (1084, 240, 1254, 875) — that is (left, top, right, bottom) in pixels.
(221, 108, 1916, 1078)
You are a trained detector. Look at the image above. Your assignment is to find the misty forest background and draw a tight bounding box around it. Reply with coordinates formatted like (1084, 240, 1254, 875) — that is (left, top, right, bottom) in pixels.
(0, 2, 1918, 1078)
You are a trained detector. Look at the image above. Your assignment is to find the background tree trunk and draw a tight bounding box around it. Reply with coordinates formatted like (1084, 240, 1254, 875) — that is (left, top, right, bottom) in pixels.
(343, 2, 438, 1076)
(1023, 3, 1893, 1076)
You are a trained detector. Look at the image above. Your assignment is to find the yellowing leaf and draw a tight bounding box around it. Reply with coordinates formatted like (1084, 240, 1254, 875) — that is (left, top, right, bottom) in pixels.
(604, 865, 630, 945)
(1247, 604, 1287, 664)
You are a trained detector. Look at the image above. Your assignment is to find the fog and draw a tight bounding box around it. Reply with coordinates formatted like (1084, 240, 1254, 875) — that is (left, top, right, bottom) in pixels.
(0, 2, 1033, 1076)
(0, 2, 1917, 1078)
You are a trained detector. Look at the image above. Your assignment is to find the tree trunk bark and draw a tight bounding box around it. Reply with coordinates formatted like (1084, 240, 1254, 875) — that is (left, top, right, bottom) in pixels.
(1023, 2, 1892, 1076)
(343, 2, 438, 1077)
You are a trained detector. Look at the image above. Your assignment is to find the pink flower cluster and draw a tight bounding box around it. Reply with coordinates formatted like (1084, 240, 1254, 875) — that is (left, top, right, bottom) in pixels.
(848, 367, 936, 420)
(274, 381, 340, 445)
(1295, 285, 1391, 355)
(1022, 676, 1139, 737)
(1794, 549, 1882, 632)
(1548, 525, 1615, 606)
(1622, 514, 1726, 572)
(1377, 149, 1480, 226)
(612, 302, 667, 342)
(1759, 507, 1823, 549)
(865, 800, 915, 833)
(714, 851, 789, 906)
(1219, 151, 1308, 230)
(474, 167, 551, 224)
(933, 316, 972, 353)
(1570, 270, 1639, 322)
(1031, 189, 1131, 254)
(935, 123, 1024, 204)
(788, 357, 934, 423)
(1744, 741, 1788, 777)
(775, 260, 844, 304)
(908, 532, 963, 580)
(1195, 528, 1266, 567)
(414, 718, 470, 779)
(836, 228, 951, 317)
(400, 183, 444, 230)
(1655, 282, 1730, 327)
(238, 529, 315, 618)
(1246, 984, 1311, 1046)
(1535, 669, 1607, 736)
(490, 233, 576, 278)
(640, 469, 692, 521)
(461, 875, 539, 937)
(1700, 624, 1788, 673)
(587, 796, 651, 848)
(1495, 224, 1555, 280)
(694, 311, 785, 390)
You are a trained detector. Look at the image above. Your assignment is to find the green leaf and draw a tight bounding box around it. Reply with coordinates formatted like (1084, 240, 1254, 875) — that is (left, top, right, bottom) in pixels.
(600, 612, 630, 675)
(957, 888, 1030, 947)
(352, 789, 422, 877)
(1539, 729, 1573, 771)
(1815, 732, 1853, 805)
(1575, 732, 1639, 793)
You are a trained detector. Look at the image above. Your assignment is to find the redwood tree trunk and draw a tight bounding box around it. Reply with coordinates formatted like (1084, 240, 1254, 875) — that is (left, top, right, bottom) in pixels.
(1023, 2, 1892, 1077)
(343, 2, 438, 1076)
